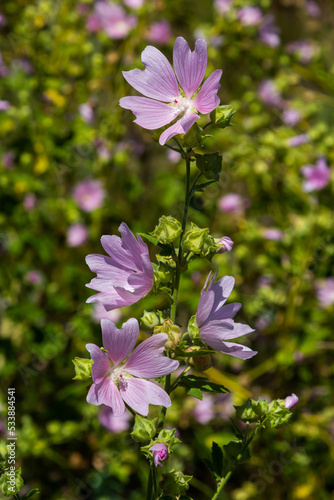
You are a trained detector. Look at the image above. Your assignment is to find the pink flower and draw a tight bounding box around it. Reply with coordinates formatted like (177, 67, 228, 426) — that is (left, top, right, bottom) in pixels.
(259, 15, 280, 47)
(301, 157, 330, 192)
(149, 443, 168, 467)
(88, 1, 137, 39)
(99, 405, 132, 432)
(196, 272, 257, 359)
(67, 223, 88, 247)
(215, 0, 232, 15)
(25, 270, 42, 285)
(0, 14, 7, 28)
(23, 193, 36, 211)
(2, 151, 15, 169)
(282, 108, 301, 127)
(218, 193, 249, 215)
(287, 40, 317, 64)
(120, 37, 222, 145)
(284, 393, 299, 409)
(216, 236, 234, 252)
(193, 393, 215, 424)
(0, 100, 10, 111)
(258, 80, 284, 108)
(146, 20, 171, 45)
(92, 302, 122, 323)
(305, 0, 321, 18)
(288, 133, 309, 147)
(315, 278, 334, 308)
(263, 229, 283, 241)
(86, 222, 154, 311)
(73, 179, 105, 212)
(79, 103, 94, 124)
(238, 6, 263, 26)
(123, 0, 144, 8)
(86, 318, 179, 415)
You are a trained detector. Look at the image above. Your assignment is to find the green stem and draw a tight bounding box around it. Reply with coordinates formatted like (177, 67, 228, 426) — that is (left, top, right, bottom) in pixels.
(146, 465, 153, 500)
(211, 428, 259, 500)
(151, 463, 157, 499)
(170, 366, 191, 393)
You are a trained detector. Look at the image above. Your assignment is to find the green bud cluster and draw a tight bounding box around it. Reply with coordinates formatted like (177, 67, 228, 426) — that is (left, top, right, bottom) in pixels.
(154, 319, 182, 349)
(234, 397, 292, 428)
(184, 223, 217, 257)
(159, 468, 192, 497)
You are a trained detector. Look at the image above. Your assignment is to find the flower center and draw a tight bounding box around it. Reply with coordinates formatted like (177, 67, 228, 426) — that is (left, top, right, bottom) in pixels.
(171, 96, 192, 112)
(111, 366, 128, 390)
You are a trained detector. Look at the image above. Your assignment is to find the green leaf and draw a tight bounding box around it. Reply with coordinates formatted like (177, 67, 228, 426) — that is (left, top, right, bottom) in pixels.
(211, 442, 224, 477)
(139, 232, 160, 245)
(173, 347, 215, 358)
(23, 489, 40, 499)
(72, 357, 93, 381)
(188, 387, 203, 400)
(179, 374, 229, 398)
(229, 418, 244, 440)
(194, 152, 222, 182)
(192, 180, 217, 193)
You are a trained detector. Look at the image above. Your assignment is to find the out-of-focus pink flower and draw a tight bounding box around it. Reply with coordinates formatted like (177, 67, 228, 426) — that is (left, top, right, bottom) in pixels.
(87, 1, 137, 39)
(215, 0, 232, 15)
(0, 14, 7, 27)
(288, 133, 309, 147)
(305, 0, 321, 18)
(73, 179, 106, 212)
(149, 443, 168, 467)
(263, 229, 283, 241)
(315, 278, 334, 308)
(123, 0, 144, 8)
(0, 100, 10, 111)
(23, 193, 36, 211)
(193, 393, 215, 424)
(285, 393, 299, 409)
(196, 272, 257, 359)
(258, 79, 284, 108)
(86, 318, 179, 415)
(67, 223, 88, 247)
(2, 152, 15, 169)
(218, 193, 249, 215)
(301, 157, 330, 192)
(92, 302, 122, 324)
(0, 52, 8, 77)
(282, 108, 301, 127)
(216, 236, 234, 252)
(86, 222, 154, 311)
(99, 405, 132, 432)
(25, 270, 42, 285)
(238, 6, 262, 26)
(259, 15, 280, 47)
(287, 40, 317, 64)
(79, 103, 94, 124)
(146, 20, 171, 45)
(166, 148, 181, 164)
(120, 37, 222, 145)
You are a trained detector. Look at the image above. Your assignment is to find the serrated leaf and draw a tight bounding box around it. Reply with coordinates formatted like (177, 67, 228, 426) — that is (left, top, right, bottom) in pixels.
(179, 374, 229, 395)
(203, 457, 215, 473)
(229, 418, 244, 440)
(211, 442, 224, 477)
(195, 152, 222, 182)
(188, 387, 203, 400)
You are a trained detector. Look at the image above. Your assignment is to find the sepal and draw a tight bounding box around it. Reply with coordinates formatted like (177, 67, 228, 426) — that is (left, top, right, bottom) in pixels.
(72, 357, 93, 381)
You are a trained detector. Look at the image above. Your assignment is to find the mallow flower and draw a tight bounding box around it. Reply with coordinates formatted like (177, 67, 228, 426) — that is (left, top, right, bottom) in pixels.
(196, 272, 257, 359)
(301, 157, 330, 192)
(86, 222, 154, 311)
(120, 37, 222, 145)
(149, 443, 168, 467)
(86, 318, 179, 416)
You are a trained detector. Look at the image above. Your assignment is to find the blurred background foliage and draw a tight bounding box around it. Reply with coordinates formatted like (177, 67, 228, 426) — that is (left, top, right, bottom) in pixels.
(1, 0, 334, 498)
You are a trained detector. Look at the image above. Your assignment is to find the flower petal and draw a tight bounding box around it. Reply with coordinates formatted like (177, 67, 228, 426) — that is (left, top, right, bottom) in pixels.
(120, 378, 171, 416)
(173, 37, 207, 99)
(209, 302, 242, 322)
(123, 333, 179, 378)
(86, 343, 110, 383)
(86, 254, 130, 283)
(159, 112, 200, 145)
(193, 69, 222, 114)
(87, 377, 125, 416)
(122, 45, 179, 101)
(119, 96, 180, 129)
(101, 318, 139, 365)
(196, 289, 215, 327)
(220, 341, 257, 359)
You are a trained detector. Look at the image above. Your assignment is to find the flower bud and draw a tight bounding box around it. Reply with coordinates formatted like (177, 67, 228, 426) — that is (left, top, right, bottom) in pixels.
(130, 415, 157, 443)
(140, 310, 166, 331)
(185, 346, 212, 371)
(0, 441, 8, 461)
(211, 104, 236, 129)
(215, 236, 234, 253)
(184, 223, 216, 257)
(160, 469, 192, 497)
(151, 215, 182, 244)
(72, 357, 93, 381)
(149, 442, 168, 467)
(284, 393, 299, 409)
(154, 319, 181, 349)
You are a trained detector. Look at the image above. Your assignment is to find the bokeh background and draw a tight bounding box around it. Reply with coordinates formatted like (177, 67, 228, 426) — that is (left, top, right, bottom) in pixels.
(1, 0, 334, 498)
